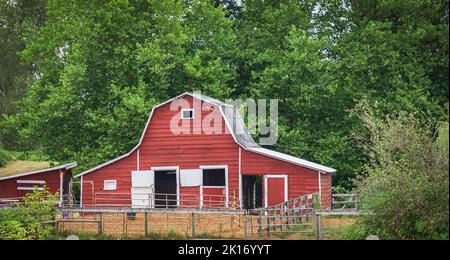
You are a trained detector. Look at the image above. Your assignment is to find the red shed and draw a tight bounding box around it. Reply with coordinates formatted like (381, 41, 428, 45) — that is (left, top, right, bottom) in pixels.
(0, 162, 77, 206)
(75, 93, 336, 209)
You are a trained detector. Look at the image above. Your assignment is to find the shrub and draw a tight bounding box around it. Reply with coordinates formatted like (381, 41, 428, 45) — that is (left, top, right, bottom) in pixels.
(0, 187, 59, 240)
(347, 107, 449, 240)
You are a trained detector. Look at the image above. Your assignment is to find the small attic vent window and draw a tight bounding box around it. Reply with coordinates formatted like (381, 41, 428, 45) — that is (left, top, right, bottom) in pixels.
(181, 109, 194, 119)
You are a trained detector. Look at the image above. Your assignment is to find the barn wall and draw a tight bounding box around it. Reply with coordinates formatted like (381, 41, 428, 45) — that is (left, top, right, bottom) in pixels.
(139, 95, 240, 202)
(320, 172, 332, 209)
(0, 169, 67, 199)
(241, 149, 332, 208)
(82, 151, 138, 207)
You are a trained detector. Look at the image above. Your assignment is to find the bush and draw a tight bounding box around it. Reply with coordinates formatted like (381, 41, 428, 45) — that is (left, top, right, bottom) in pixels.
(347, 106, 449, 240)
(0, 220, 30, 240)
(0, 187, 59, 240)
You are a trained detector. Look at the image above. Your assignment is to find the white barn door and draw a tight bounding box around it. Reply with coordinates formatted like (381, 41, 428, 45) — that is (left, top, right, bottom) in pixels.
(131, 170, 154, 208)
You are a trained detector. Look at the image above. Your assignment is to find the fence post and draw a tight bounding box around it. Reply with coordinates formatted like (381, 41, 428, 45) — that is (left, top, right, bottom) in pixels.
(279, 205, 283, 231)
(98, 213, 103, 236)
(191, 213, 196, 239)
(144, 212, 149, 237)
(299, 197, 303, 223)
(258, 210, 262, 239)
(266, 209, 270, 238)
(285, 202, 290, 226)
(123, 213, 126, 236)
(315, 213, 322, 240)
(243, 212, 248, 239)
(293, 198, 298, 224)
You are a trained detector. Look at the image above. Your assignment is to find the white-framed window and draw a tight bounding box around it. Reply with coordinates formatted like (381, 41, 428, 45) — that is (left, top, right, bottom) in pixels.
(202, 168, 226, 188)
(104, 180, 117, 191)
(181, 109, 194, 119)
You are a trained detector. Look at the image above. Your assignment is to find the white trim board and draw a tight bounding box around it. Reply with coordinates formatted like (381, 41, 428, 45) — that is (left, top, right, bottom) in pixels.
(16, 180, 46, 184)
(264, 174, 288, 208)
(17, 187, 44, 191)
(59, 170, 64, 207)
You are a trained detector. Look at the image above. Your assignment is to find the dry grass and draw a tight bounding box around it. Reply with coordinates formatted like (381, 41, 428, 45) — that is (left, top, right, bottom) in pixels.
(0, 160, 51, 178)
(59, 212, 245, 239)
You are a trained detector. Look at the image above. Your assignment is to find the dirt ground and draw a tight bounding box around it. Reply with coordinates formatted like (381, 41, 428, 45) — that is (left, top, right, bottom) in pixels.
(57, 211, 355, 240)
(59, 212, 245, 239)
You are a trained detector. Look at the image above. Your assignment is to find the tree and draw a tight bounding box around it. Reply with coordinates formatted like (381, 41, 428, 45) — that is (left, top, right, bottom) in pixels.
(232, 0, 449, 188)
(346, 105, 449, 240)
(0, 0, 47, 116)
(13, 0, 237, 172)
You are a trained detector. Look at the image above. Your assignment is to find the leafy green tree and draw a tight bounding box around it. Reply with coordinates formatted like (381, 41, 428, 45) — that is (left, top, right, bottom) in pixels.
(13, 0, 236, 172)
(233, 0, 448, 188)
(234, 0, 364, 188)
(0, 0, 47, 116)
(346, 106, 449, 240)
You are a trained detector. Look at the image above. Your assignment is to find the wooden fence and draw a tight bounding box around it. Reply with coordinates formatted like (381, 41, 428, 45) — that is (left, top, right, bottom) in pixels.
(245, 193, 320, 239)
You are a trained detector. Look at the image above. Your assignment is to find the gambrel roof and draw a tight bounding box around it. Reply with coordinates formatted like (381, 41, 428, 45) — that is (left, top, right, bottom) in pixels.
(75, 92, 336, 178)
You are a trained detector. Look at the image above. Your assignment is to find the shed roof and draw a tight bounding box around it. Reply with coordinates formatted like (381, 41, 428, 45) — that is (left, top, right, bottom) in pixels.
(0, 161, 77, 181)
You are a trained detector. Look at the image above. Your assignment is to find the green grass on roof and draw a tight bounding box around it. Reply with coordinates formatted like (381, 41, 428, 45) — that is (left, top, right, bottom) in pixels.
(0, 160, 54, 178)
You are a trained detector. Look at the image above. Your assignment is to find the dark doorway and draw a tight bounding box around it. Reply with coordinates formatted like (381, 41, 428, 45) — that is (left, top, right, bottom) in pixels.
(242, 175, 262, 209)
(154, 170, 177, 208)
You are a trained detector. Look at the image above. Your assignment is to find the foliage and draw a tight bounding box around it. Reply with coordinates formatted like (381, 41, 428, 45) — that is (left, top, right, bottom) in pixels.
(10, 0, 236, 173)
(345, 106, 449, 240)
(0, 186, 59, 240)
(0, 0, 47, 117)
(0, 146, 11, 167)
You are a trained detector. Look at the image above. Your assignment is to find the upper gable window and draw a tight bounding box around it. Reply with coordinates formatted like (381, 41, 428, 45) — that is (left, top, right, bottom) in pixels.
(181, 109, 194, 119)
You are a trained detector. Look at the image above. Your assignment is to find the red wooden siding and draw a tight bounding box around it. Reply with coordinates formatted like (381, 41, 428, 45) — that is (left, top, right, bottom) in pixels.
(0, 169, 70, 199)
(82, 151, 137, 207)
(241, 149, 332, 208)
(203, 187, 226, 208)
(320, 173, 332, 208)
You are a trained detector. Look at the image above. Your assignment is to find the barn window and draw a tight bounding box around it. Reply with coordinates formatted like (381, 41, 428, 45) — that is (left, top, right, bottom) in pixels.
(181, 109, 194, 119)
(203, 169, 226, 187)
(104, 180, 117, 191)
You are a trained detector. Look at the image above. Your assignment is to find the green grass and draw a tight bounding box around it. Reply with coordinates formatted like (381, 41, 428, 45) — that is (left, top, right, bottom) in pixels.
(270, 217, 356, 240)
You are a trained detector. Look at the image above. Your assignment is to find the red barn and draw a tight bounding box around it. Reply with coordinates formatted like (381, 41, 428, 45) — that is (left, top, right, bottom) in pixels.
(75, 93, 335, 209)
(0, 162, 77, 206)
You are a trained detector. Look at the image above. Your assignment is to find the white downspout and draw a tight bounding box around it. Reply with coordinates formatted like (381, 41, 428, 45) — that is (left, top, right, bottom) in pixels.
(318, 171, 322, 205)
(239, 147, 242, 209)
(59, 170, 64, 207)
